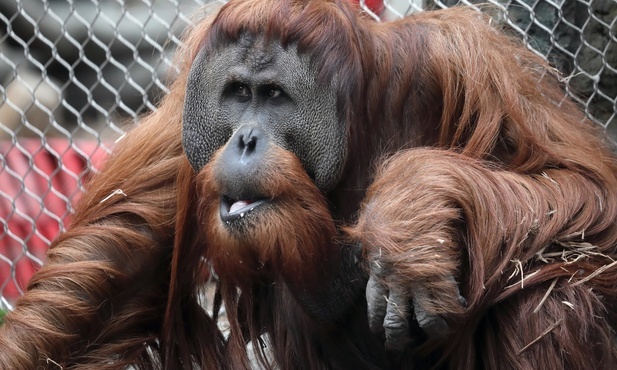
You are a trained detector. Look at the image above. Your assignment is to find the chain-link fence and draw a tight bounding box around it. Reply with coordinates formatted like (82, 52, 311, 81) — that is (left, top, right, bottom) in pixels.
(1, 0, 615, 310)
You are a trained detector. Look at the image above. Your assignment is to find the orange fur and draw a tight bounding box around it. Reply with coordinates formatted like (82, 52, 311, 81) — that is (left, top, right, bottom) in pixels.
(349, 148, 617, 368)
(197, 146, 337, 289)
(1, 1, 616, 369)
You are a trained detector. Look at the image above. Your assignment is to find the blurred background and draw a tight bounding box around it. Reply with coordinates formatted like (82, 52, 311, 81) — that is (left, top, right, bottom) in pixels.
(0, 0, 615, 310)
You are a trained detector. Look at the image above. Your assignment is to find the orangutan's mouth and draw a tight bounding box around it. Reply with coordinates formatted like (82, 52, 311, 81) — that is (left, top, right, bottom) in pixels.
(220, 196, 268, 222)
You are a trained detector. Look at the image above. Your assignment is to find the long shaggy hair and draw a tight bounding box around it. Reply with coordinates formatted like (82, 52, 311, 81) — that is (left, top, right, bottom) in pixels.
(1, 0, 617, 369)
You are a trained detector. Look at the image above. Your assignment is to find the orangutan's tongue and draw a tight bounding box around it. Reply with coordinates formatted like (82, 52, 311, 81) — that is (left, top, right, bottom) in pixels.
(230, 200, 252, 213)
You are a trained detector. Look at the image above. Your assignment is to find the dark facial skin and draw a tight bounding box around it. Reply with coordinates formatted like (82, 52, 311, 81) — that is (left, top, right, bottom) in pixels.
(182, 35, 365, 325)
(182, 34, 347, 214)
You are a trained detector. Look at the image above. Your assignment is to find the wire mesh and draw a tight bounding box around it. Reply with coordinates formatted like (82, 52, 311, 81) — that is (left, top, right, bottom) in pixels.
(0, 0, 615, 309)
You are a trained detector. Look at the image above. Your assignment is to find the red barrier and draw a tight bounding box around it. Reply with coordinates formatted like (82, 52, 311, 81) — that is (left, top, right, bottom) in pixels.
(351, 0, 384, 15)
(0, 139, 106, 304)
